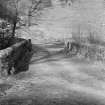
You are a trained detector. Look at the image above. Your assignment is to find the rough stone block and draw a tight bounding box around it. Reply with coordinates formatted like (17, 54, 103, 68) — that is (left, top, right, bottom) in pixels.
(0, 38, 32, 77)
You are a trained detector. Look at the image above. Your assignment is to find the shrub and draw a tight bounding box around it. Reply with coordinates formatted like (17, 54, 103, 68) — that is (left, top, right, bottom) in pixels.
(87, 31, 102, 45)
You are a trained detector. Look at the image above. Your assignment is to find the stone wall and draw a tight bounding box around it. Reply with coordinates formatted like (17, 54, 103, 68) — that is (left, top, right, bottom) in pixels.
(0, 39, 32, 77)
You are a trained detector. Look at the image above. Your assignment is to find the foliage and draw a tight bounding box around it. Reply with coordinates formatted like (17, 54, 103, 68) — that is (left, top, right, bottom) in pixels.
(0, 0, 21, 37)
(0, 0, 15, 23)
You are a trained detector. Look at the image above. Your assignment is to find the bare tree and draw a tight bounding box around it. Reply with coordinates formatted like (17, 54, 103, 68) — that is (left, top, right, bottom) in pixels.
(27, 0, 42, 26)
(7, 0, 21, 37)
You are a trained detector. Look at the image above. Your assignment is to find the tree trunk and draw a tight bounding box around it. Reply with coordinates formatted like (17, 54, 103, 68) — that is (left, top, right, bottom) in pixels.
(28, 15, 31, 26)
(12, 20, 16, 37)
(28, 16, 31, 26)
(28, 11, 32, 26)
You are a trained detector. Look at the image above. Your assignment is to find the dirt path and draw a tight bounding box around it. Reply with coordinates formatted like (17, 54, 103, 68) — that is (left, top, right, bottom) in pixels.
(0, 43, 105, 105)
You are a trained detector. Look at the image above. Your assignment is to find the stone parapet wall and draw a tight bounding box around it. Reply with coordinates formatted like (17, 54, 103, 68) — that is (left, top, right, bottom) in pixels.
(0, 39, 32, 77)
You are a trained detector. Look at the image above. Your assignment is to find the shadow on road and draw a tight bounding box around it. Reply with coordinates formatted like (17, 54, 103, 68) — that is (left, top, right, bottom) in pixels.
(30, 43, 65, 64)
(30, 42, 87, 65)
